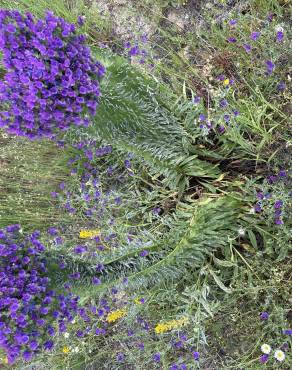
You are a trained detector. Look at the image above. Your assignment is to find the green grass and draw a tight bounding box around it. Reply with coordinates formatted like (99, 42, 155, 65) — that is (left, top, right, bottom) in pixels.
(0, 133, 72, 230)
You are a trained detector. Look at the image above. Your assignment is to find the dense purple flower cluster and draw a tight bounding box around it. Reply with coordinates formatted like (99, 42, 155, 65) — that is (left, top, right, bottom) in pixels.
(0, 10, 105, 139)
(0, 225, 79, 363)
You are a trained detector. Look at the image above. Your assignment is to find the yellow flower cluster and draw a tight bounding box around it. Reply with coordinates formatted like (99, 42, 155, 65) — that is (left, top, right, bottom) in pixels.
(62, 347, 70, 354)
(223, 78, 230, 86)
(79, 229, 100, 239)
(106, 309, 127, 323)
(154, 317, 189, 334)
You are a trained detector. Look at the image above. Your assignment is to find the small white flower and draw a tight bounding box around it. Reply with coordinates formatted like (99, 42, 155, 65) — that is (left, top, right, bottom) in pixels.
(275, 25, 284, 33)
(73, 347, 80, 353)
(274, 349, 285, 362)
(238, 227, 245, 236)
(63, 332, 70, 339)
(249, 208, 255, 214)
(261, 344, 272, 354)
(71, 319, 76, 324)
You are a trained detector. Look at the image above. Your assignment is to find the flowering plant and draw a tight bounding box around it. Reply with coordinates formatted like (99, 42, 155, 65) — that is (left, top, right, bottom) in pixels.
(0, 9, 104, 139)
(0, 225, 79, 364)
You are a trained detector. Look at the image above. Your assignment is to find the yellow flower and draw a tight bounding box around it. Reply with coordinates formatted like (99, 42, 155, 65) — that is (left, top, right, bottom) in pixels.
(106, 309, 127, 323)
(62, 347, 70, 354)
(79, 229, 100, 239)
(223, 78, 230, 86)
(154, 317, 189, 334)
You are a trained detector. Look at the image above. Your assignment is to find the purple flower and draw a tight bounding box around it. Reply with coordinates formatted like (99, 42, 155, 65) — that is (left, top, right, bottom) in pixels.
(199, 114, 206, 121)
(265, 60, 275, 75)
(243, 44, 252, 53)
(124, 41, 131, 49)
(275, 218, 283, 225)
(193, 351, 200, 360)
(117, 353, 125, 362)
(274, 200, 283, 209)
(137, 342, 144, 350)
(140, 250, 149, 257)
(277, 81, 286, 91)
(23, 351, 33, 361)
(92, 277, 101, 285)
(229, 19, 237, 26)
(43, 340, 54, 351)
(259, 354, 269, 363)
(276, 31, 284, 42)
(219, 125, 225, 133)
(278, 169, 286, 177)
(260, 312, 269, 320)
(227, 37, 237, 43)
(219, 99, 228, 108)
(140, 34, 148, 43)
(282, 329, 292, 335)
(95, 327, 105, 335)
(47, 227, 58, 236)
(153, 352, 161, 362)
(74, 245, 87, 254)
(223, 114, 230, 122)
(250, 31, 261, 41)
(193, 96, 201, 104)
(268, 175, 278, 184)
(169, 364, 179, 370)
(77, 15, 85, 26)
(275, 210, 282, 217)
(129, 46, 140, 56)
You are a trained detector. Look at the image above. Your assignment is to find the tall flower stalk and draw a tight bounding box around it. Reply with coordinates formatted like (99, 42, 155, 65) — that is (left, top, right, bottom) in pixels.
(0, 9, 219, 188)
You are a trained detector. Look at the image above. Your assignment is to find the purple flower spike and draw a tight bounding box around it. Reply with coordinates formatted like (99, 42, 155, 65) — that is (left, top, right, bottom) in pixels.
(0, 225, 80, 362)
(0, 10, 104, 139)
